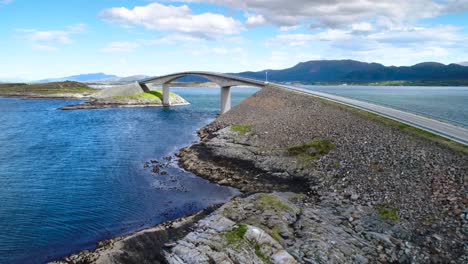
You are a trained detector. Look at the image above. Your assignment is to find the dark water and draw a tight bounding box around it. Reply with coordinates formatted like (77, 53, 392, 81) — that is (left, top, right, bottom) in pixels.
(0, 87, 258, 264)
(301, 85, 468, 128)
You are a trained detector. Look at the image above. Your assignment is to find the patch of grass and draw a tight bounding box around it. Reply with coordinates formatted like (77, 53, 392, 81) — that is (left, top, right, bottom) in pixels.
(375, 204, 400, 221)
(255, 194, 293, 212)
(253, 242, 271, 264)
(332, 161, 341, 168)
(113, 89, 178, 101)
(225, 224, 248, 245)
(314, 97, 468, 153)
(287, 139, 336, 162)
(270, 226, 281, 242)
(231, 124, 253, 135)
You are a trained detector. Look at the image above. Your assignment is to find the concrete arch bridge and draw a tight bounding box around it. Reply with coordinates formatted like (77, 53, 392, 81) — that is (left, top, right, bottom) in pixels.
(95, 71, 268, 113)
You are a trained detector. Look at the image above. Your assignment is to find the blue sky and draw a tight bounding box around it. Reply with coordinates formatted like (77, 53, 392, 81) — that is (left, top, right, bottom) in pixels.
(0, 0, 467, 80)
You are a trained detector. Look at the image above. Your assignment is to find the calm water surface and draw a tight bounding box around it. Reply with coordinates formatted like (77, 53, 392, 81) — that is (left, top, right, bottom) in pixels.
(0, 87, 258, 264)
(301, 85, 468, 128)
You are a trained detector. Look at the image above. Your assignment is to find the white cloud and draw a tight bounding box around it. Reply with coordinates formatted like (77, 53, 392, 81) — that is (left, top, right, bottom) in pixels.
(245, 13, 266, 27)
(67, 23, 86, 33)
(267, 34, 316, 46)
(188, 46, 246, 56)
(265, 24, 467, 65)
(101, 41, 141, 52)
(32, 44, 57, 52)
(17, 24, 86, 51)
(368, 25, 465, 46)
(146, 34, 205, 45)
(99, 3, 243, 38)
(268, 25, 466, 48)
(178, 0, 467, 28)
(279, 25, 301, 32)
(351, 22, 374, 32)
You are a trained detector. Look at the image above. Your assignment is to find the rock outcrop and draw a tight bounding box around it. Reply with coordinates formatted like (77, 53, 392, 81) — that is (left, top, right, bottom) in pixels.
(176, 87, 467, 262)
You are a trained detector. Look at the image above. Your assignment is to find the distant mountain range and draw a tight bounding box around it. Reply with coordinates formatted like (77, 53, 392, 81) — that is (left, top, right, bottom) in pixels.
(8, 60, 466, 84)
(38, 73, 118, 83)
(99, 75, 151, 82)
(36, 73, 151, 83)
(235, 60, 468, 82)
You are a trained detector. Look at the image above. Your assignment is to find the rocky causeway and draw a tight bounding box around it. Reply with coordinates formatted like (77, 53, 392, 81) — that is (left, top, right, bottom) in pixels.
(53, 86, 467, 263)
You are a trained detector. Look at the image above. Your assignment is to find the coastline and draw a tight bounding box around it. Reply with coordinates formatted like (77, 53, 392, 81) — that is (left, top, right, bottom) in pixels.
(55, 86, 467, 263)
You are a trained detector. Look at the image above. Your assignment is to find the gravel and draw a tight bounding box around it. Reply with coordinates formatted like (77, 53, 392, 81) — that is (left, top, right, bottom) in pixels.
(178, 86, 468, 262)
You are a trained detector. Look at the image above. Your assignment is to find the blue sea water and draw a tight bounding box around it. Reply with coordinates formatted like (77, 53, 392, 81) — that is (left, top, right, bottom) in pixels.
(0, 87, 258, 264)
(301, 85, 468, 128)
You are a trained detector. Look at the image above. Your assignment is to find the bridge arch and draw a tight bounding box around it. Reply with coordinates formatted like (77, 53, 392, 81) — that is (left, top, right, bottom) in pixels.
(139, 72, 267, 113)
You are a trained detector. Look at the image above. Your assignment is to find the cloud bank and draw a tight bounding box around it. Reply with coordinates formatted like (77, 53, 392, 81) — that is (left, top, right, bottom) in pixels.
(99, 3, 243, 38)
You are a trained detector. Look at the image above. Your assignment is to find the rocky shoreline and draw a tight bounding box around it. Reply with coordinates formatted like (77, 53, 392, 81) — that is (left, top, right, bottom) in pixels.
(53, 86, 467, 263)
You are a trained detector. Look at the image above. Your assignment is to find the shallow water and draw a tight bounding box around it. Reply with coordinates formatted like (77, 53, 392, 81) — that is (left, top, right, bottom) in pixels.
(0, 87, 258, 264)
(301, 85, 468, 128)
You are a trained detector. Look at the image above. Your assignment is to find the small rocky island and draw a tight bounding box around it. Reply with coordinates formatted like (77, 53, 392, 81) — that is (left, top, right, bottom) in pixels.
(60, 89, 189, 110)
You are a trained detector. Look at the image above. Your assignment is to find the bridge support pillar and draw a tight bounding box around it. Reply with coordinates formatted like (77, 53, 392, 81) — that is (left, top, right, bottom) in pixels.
(162, 83, 170, 106)
(220, 86, 231, 114)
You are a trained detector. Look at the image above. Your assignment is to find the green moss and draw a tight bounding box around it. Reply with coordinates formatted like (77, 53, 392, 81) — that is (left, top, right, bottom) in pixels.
(270, 226, 281, 242)
(255, 194, 293, 212)
(375, 205, 400, 221)
(254, 242, 271, 264)
(287, 139, 336, 162)
(225, 224, 248, 245)
(231, 124, 253, 135)
(113, 89, 178, 101)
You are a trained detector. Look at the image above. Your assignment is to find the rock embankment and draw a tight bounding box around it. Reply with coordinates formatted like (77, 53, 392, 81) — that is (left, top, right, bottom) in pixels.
(177, 86, 467, 262)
